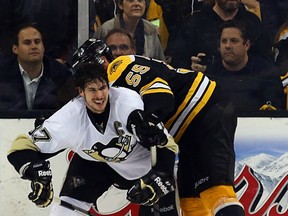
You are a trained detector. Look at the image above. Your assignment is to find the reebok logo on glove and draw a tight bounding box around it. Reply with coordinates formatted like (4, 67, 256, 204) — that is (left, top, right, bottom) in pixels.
(154, 176, 170, 195)
(38, 170, 52, 177)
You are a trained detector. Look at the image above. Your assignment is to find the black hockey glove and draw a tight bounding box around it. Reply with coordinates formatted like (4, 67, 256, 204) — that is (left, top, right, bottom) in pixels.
(127, 169, 175, 206)
(21, 160, 54, 208)
(127, 109, 168, 148)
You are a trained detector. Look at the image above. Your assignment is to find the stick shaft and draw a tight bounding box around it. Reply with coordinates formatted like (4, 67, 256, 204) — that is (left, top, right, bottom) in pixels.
(150, 146, 157, 167)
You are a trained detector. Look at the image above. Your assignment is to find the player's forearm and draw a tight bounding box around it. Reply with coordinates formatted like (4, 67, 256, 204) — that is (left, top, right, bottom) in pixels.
(143, 93, 175, 121)
(7, 134, 41, 173)
(153, 146, 176, 175)
(7, 149, 41, 174)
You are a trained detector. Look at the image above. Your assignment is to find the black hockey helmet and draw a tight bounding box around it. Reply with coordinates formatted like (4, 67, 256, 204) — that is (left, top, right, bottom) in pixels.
(72, 38, 114, 68)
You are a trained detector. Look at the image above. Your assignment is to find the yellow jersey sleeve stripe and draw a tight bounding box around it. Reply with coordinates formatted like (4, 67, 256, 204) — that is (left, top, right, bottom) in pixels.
(174, 81, 216, 142)
(165, 72, 205, 129)
(165, 73, 216, 142)
(141, 88, 173, 96)
(140, 77, 173, 96)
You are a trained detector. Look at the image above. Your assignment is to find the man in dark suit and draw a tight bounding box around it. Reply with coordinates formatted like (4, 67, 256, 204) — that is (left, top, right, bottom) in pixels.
(0, 23, 76, 111)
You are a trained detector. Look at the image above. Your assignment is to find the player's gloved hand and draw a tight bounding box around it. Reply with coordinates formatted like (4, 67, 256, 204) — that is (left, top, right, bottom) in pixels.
(127, 169, 175, 206)
(127, 109, 168, 148)
(21, 160, 54, 208)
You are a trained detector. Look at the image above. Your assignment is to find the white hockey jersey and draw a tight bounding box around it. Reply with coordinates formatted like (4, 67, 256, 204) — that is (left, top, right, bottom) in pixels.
(27, 87, 152, 180)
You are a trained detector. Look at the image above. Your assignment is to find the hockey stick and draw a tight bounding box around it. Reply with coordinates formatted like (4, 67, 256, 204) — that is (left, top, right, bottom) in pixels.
(54, 197, 94, 216)
(150, 145, 157, 167)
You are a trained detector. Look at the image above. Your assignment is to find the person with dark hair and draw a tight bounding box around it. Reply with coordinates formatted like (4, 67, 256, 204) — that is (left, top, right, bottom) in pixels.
(0, 23, 75, 111)
(93, 0, 117, 26)
(7, 62, 178, 215)
(171, 0, 272, 69)
(199, 20, 286, 113)
(94, 0, 165, 61)
(72, 38, 245, 215)
(105, 28, 136, 58)
(0, 0, 78, 63)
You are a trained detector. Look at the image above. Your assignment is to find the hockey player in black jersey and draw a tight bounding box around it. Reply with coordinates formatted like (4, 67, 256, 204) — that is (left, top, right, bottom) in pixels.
(72, 38, 245, 216)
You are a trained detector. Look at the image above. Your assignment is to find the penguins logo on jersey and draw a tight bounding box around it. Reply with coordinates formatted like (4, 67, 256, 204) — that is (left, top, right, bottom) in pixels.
(83, 136, 132, 162)
(83, 121, 133, 162)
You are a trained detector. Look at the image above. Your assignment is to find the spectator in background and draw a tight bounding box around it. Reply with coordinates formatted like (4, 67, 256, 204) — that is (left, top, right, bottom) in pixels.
(240, 0, 261, 19)
(199, 20, 285, 113)
(274, 20, 288, 110)
(93, 0, 117, 29)
(0, 0, 78, 64)
(94, 0, 166, 61)
(240, 0, 288, 45)
(145, 0, 170, 52)
(0, 24, 76, 111)
(105, 28, 136, 58)
(274, 38, 288, 75)
(155, 0, 215, 58)
(171, 0, 272, 69)
(259, 0, 288, 44)
(273, 19, 288, 74)
(155, 0, 210, 34)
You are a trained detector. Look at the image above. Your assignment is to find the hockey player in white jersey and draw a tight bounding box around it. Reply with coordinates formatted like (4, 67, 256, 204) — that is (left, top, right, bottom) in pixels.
(7, 63, 178, 215)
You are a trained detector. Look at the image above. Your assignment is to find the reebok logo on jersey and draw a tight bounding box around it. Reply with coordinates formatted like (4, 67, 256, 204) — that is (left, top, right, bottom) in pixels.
(154, 177, 169, 195)
(38, 170, 52, 177)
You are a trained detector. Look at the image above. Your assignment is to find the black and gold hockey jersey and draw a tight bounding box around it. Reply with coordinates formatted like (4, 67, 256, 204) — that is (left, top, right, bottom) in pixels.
(107, 55, 219, 142)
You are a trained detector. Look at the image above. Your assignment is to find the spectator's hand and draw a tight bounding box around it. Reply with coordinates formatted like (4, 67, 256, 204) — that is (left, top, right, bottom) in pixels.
(191, 53, 207, 72)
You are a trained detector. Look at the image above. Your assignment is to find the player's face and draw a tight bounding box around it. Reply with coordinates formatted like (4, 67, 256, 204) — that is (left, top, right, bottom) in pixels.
(12, 27, 44, 64)
(106, 33, 136, 58)
(220, 27, 250, 69)
(215, 0, 240, 12)
(119, 0, 146, 19)
(79, 79, 109, 114)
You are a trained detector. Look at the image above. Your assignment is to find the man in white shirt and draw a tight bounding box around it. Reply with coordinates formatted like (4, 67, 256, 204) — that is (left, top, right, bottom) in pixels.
(0, 23, 75, 110)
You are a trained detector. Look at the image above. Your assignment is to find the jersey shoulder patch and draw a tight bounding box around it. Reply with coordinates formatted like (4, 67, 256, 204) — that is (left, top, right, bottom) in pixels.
(108, 55, 135, 83)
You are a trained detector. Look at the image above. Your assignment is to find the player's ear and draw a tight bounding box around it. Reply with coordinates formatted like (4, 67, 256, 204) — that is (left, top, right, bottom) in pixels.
(77, 87, 83, 96)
